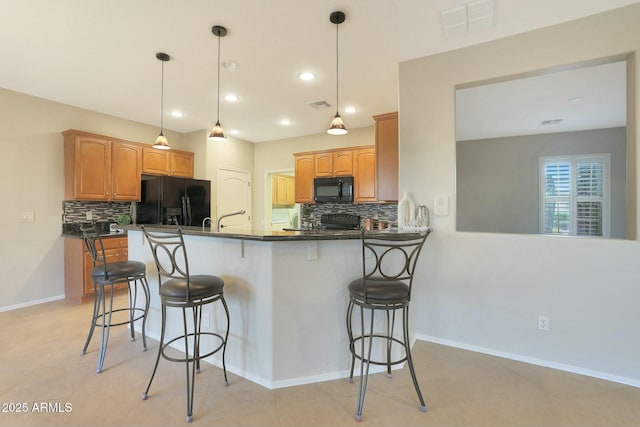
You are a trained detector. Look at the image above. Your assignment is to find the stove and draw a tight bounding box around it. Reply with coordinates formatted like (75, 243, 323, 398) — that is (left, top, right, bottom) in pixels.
(319, 213, 361, 230)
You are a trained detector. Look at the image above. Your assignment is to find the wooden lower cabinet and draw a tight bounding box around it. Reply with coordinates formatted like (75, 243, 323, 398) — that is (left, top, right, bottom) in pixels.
(64, 236, 129, 304)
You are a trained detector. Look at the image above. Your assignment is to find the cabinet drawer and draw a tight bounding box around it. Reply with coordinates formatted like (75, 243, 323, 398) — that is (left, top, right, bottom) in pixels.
(99, 236, 127, 250)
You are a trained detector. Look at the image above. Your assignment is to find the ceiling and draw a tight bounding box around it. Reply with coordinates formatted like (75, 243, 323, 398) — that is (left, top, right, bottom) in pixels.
(0, 0, 637, 143)
(456, 60, 627, 141)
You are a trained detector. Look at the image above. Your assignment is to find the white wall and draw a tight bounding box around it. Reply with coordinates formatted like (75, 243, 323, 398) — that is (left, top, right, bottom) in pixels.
(400, 4, 640, 385)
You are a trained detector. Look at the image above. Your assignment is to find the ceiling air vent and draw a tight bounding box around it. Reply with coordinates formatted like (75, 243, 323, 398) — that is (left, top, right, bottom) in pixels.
(309, 100, 332, 109)
(541, 118, 563, 125)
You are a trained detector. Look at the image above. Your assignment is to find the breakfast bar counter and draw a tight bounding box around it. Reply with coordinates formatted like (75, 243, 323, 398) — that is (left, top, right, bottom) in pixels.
(126, 226, 424, 389)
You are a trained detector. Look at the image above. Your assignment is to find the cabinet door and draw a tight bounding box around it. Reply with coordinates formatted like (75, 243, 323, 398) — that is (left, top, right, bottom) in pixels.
(142, 147, 170, 175)
(73, 136, 111, 200)
(274, 175, 295, 206)
(295, 154, 315, 203)
(374, 112, 398, 201)
(354, 148, 377, 203)
(333, 150, 353, 176)
(82, 237, 128, 296)
(82, 248, 120, 296)
(170, 151, 194, 177)
(271, 175, 278, 205)
(111, 142, 142, 201)
(314, 153, 333, 177)
(283, 175, 295, 205)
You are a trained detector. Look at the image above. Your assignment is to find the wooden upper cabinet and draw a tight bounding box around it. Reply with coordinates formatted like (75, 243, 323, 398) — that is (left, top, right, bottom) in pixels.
(111, 141, 142, 201)
(314, 152, 333, 177)
(294, 154, 315, 203)
(170, 151, 194, 177)
(333, 150, 353, 176)
(374, 112, 399, 202)
(272, 174, 295, 206)
(63, 130, 141, 201)
(67, 134, 111, 200)
(142, 147, 170, 175)
(142, 147, 194, 177)
(314, 150, 353, 176)
(353, 147, 377, 203)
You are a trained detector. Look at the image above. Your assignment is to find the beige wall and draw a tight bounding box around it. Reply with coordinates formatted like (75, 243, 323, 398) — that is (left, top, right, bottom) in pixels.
(399, 3, 640, 385)
(0, 86, 187, 309)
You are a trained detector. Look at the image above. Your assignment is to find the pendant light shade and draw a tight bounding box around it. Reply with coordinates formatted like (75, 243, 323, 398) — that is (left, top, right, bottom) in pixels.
(209, 25, 228, 141)
(327, 11, 347, 135)
(153, 52, 171, 150)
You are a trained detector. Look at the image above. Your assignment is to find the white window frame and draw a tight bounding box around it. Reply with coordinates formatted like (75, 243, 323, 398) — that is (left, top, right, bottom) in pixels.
(539, 154, 611, 237)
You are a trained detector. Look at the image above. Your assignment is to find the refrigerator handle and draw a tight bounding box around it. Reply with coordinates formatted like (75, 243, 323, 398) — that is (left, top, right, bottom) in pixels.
(186, 196, 192, 226)
(181, 196, 187, 226)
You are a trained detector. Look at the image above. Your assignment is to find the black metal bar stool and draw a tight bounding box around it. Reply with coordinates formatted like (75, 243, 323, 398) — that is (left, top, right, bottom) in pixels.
(141, 226, 229, 423)
(346, 230, 431, 421)
(80, 223, 150, 373)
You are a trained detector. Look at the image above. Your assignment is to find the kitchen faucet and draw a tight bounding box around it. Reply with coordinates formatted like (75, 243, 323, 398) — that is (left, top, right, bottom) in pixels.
(216, 210, 246, 232)
(202, 217, 212, 231)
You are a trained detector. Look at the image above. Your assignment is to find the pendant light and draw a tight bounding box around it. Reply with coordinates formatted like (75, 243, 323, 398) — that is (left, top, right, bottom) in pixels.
(153, 52, 171, 150)
(209, 25, 228, 141)
(327, 11, 347, 135)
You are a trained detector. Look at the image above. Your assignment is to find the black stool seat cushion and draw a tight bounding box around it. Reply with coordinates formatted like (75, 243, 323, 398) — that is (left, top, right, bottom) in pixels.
(160, 275, 224, 300)
(91, 260, 146, 282)
(348, 277, 409, 303)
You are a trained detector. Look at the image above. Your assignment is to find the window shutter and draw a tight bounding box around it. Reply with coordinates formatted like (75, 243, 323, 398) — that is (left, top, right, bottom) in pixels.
(540, 155, 609, 237)
(543, 162, 571, 235)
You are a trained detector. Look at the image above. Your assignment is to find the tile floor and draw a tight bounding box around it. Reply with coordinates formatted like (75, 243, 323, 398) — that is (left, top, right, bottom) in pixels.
(1, 294, 639, 426)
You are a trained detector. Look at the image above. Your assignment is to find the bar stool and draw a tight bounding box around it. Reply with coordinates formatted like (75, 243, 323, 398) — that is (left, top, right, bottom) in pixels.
(141, 226, 229, 423)
(346, 230, 431, 421)
(80, 223, 150, 373)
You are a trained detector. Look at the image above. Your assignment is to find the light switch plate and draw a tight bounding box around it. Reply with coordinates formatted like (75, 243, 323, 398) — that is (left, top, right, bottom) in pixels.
(434, 195, 449, 216)
(20, 211, 35, 222)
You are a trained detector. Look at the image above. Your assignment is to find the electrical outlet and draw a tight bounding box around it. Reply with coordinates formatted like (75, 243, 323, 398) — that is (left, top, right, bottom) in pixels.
(86, 211, 93, 220)
(202, 312, 211, 328)
(538, 315, 549, 331)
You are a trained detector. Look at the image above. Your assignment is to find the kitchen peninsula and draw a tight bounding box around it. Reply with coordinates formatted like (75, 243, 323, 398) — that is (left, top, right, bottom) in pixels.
(126, 225, 425, 389)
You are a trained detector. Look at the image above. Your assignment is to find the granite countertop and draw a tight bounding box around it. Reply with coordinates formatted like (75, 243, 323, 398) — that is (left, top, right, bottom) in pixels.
(120, 224, 428, 242)
(61, 221, 128, 239)
(61, 230, 127, 239)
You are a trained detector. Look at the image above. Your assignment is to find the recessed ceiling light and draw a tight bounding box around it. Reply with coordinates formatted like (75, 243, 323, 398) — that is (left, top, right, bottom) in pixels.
(170, 111, 184, 118)
(299, 72, 316, 81)
(229, 129, 239, 135)
(280, 119, 292, 126)
(344, 106, 356, 114)
(225, 94, 239, 102)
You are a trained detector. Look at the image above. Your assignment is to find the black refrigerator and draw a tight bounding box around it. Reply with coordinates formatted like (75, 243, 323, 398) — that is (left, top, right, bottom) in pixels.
(136, 175, 211, 226)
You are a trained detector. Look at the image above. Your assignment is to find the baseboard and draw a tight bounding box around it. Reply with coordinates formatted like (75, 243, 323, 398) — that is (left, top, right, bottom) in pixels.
(417, 334, 640, 389)
(0, 294, 66, 313)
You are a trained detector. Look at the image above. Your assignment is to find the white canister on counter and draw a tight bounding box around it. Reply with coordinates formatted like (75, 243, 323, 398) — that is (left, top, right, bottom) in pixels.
(397, 191, 416, 228)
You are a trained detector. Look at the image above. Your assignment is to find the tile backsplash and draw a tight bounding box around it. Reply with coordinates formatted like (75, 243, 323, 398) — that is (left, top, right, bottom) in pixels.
(301, 203, 397, 229)
(62, 200, 132, 224)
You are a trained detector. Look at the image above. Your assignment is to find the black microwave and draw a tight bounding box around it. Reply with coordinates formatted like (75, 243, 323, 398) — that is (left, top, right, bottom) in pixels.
(314, 176, 354, 203)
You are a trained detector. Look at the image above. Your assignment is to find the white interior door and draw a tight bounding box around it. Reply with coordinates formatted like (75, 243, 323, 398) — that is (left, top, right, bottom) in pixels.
(217, 167, 252, 230)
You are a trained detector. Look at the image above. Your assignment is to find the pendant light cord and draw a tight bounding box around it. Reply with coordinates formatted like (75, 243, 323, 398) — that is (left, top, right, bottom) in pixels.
(160, 59, 164, 132)
(335, 21, 339, 114)
(217, 34, 221, 122)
